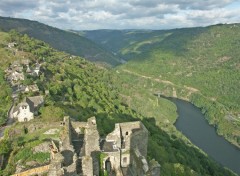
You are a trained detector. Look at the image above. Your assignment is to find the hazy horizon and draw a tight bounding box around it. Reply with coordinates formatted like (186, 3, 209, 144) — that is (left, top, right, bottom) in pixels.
(0, 0, 240, 30)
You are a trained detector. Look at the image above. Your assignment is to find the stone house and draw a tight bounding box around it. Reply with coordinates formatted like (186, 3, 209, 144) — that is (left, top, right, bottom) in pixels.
(26, 63, 41, 76)
(26, 96, 44, 115)
(7, 71, 24, 82)
(24, 84, 39, 93)
(34, 63, 41, 76)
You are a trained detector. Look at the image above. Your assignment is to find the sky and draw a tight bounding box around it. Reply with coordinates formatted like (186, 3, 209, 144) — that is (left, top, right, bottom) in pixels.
(0, 0, 240, 30)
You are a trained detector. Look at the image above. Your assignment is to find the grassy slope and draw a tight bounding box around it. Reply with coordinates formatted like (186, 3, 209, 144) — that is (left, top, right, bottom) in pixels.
(0, 31, 236, 176)
(83, 24, 240, 147)
(0, 16, 121, 66)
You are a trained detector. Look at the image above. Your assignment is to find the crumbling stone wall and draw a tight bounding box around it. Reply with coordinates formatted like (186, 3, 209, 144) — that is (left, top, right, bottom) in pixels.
(84, 117, 100, 155)
(120, 122, 148, 158)
(60, 116, 72, 150)
(82, 156, 93, 176)
(12, 165, 50, 176)
(105, 124, 121, 148)
(81, 117, 100, 176)
(104, 151, 123, 175)
(48, 153, 64, 176)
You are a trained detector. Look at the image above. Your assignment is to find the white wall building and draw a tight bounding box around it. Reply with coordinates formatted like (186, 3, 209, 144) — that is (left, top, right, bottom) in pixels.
(13, 102, 34, 122)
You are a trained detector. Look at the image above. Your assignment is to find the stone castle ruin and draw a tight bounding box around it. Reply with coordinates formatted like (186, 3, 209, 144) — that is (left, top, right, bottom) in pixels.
(15, 116, 160, 176)
(101, 121, 160, 176)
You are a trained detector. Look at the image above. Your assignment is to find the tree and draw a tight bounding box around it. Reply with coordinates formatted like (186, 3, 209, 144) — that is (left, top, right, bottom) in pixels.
(0, 139, 11, 155)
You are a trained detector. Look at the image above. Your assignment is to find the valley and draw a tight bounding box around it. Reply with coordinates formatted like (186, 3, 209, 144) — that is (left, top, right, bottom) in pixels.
(82, 25, 240, 148)
(0, 17, 239, 175)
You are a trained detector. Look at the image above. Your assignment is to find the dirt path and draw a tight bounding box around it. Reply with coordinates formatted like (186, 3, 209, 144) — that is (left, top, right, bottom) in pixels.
(121, 69, 199, 97)
(122, 69, 175, 85)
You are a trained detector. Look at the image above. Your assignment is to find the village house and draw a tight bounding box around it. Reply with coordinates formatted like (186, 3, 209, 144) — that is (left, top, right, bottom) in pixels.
(34, 63, 41, 75)
(7, 71, 24, 85)
(21, 84, 39, 93)
(7, 42, 17, 48)
(27, 84, 39, 92)
(13, 95, 44, 122)
(13, 102, 34, 122)
(26, 63, 41, 76)
(26, 95, 44, 115)
(11, 84, 39, 97)
(5, 61, 26, 86)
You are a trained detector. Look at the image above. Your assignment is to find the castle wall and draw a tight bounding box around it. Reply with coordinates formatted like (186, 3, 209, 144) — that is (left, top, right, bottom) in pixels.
(61, 116, 72, 150)
(120, 122, 148, 158)
(103, 151, 123, 176)
(121, 151, 131, 168)
(84, 117, 100, 155)
(14, 117, 160, 176)
(105, 124, 121, 148)
(82, 156, 93, 176)
(82, 117, 100, 176)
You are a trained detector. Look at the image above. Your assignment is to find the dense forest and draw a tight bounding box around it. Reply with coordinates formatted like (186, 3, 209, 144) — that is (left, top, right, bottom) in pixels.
(0, 31, 237, 175)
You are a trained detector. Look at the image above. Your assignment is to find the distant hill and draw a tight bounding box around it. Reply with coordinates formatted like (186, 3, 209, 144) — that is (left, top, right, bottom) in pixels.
(0, 16, 121, 66)
(81, 28, 210, 60)
(82, 24, 240, 147)
(78, 29, 162, 60)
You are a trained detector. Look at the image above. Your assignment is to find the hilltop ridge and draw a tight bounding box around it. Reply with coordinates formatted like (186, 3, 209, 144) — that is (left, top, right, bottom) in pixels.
(0, 16, 121, 66)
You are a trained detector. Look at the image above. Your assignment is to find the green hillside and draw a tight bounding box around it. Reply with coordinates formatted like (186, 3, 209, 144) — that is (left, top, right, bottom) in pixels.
(0, 31, 236, 176)
(83, 25, 240, 147)
(0, 16, 121, 66)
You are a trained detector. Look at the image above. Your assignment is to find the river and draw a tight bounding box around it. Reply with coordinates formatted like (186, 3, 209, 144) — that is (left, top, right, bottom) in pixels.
(163, 97, 240, 175)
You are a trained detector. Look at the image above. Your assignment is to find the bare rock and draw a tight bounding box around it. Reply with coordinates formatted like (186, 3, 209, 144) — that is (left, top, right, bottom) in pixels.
(26, 160, 38, 166)
(33, 141, 51, 153)
(15, 160, 25, 173)
(44, 128, 59, 135)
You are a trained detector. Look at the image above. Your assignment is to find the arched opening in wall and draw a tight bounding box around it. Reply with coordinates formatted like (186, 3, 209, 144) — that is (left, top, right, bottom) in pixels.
(105, 158, 111, 173)
(126, 131, 128, 135)
(24, 118, 28, 122)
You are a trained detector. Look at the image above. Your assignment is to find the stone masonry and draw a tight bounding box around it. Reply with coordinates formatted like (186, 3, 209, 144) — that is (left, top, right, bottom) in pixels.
(15, 116, 160, 176)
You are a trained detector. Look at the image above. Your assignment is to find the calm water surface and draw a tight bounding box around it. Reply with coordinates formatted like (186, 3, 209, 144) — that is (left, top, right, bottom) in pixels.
(164, 97, 240, 174)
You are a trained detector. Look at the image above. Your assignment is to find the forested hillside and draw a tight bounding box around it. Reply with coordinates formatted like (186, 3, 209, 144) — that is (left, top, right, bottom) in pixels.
(0, 31, 236, 176)
(83, 24, 240, 147)
(0, 16, 121, 66)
